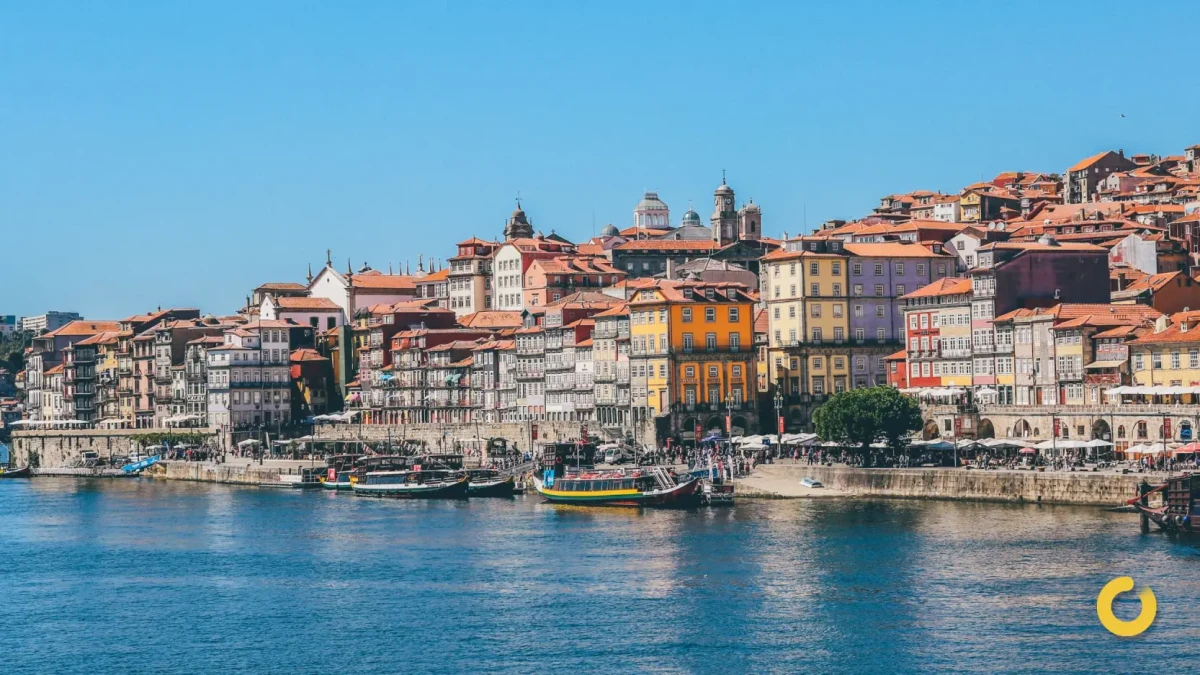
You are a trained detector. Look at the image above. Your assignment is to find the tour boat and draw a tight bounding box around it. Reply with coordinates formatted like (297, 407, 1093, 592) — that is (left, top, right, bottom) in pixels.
(1128, 473, 1199, 534)
(701, 480, 735, 506)
(351, 469, 470, 499)
(533, 468, 701, 507)
(467, 468, 519, 497)
(321, 454, 363, 491)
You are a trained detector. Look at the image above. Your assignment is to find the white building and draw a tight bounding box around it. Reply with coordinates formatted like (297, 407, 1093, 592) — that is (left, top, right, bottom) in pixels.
(20, 311, 81, 334)
(308, 260, 416, 321)
(206, 323, 292, 429)
(1109, 233, 1160, 275)
(933, 200, 962, 223)
(260, 296, 344, 332)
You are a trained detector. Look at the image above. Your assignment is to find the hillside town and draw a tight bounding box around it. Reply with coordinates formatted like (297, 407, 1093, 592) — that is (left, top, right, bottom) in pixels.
(6, 143, 1200, 456)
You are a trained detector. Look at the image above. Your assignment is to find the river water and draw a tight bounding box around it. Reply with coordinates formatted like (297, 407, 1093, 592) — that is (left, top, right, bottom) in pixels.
(1, 478, 1198, 674)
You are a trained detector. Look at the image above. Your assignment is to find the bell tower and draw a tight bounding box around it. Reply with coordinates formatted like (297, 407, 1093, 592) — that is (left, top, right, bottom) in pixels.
(711, 172, 737, 246)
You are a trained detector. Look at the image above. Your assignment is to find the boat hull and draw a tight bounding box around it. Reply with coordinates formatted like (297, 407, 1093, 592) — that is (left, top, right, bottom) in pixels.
(1135, 505, 1198, 534)
(352, 476, 470, 499)
(469, 476, 518, 497)
(322, 479, 353, 491)
(0, 466, 31, 479)
(534, 476, 701, 508)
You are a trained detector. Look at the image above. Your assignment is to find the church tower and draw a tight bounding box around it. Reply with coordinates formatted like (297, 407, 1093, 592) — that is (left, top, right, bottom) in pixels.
(504, 201, 534, 241)
(738, 199, 762, 241)
(711, 174, 738, 246)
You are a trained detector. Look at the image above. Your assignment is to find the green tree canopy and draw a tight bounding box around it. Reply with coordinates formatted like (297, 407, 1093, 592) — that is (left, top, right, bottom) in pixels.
(813, 386, 922, 453)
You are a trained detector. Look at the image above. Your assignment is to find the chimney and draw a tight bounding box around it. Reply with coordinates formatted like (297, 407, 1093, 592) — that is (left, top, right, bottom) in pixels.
(665, 258, 675, 280)
(1154, 315, 1169, 333)
(1119, 148, 1125, 158)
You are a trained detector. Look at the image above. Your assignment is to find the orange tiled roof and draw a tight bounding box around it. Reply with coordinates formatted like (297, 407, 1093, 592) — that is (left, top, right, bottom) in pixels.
(842, 242, 952, 258)
(255, 282, 306, 291)
(348, 272, 417, 291)
(273, 297, 341, 310)
(995, 303, 1162, 324)
(898, 277, 971, 300)
(457, 311, 523, 329)
(885, 349, 907, 361)
(290, 348, 328, 362)
(417, 268, 450, 283)
(1129, 322, 1200, 345)
(1069, 150, 1118, 173)
(45, 320, 121, 337)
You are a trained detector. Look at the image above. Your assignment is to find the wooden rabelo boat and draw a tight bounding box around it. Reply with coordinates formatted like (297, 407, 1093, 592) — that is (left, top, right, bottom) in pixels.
(321, 454, 364, 491)
(1128, 473, 1200, 534)
(351, 469, 469, 499)
(467, 469, 519, 497)
(533, 442, 700, 507)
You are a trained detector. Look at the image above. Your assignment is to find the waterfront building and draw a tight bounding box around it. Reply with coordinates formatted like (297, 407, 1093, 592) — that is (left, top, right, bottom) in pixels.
(425, 341, 480, 424)
(1110, 270, 1200, 314)
(152, 319, 232, 427)
(591, 304, 631, 430)
(1065, 150, 1136, 204)
(522, 256, 625, 309)
(628, 280, 757, 440)
(62, 331, 118, 423)
(289, 348, 335, 420)
(26, 320, 119, 421)
(205, 321, 294, 430)
(116, 309, 202, 425)
(385, 328, 496, 424)
(93, 332, 121, 423)
(448, 237, 500, 316)
(183, 336, 223, 426)
(900, 277, 972, 390)
(355, 300, 457, 412)
(469, 339, 508, 424)
(259, 296, 344, 332)
(969, 238, 1110, 390)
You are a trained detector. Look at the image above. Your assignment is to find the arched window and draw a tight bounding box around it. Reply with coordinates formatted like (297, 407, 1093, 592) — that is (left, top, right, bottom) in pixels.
(1136, 421, 1148, 439)
(1033, 428, 1040, 437)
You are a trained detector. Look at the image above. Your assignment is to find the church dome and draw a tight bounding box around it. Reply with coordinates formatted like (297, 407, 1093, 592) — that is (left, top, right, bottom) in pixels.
(742, 199, 761, 212)
(715, 182, 734, 195)
(600, 223, 620, 237)
(636, 191, 668, 212)
(681, 209, 701, 225)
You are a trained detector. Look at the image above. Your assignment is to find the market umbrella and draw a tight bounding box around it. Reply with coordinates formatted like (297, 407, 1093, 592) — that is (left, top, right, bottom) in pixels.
(1019, 447, 1037, 455)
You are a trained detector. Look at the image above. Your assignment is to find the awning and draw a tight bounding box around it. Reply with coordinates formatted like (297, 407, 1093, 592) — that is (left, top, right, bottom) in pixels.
(1085, 360, 1127, 370)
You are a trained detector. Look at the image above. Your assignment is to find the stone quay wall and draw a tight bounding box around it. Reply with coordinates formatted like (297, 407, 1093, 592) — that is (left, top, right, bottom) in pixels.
(8, 429, 218, 468)
(752, 463, 1144, 506)
(146, 460, 282, 485)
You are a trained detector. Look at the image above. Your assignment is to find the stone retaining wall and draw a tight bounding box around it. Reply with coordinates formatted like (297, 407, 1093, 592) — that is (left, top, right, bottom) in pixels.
(309, 419, 658, 451)
(751, 463, 1145, 506)
(8, 429, 218, 468)
(146, 460, 281, 485)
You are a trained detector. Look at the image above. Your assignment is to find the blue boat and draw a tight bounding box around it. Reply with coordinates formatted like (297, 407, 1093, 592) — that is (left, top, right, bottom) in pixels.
(120, 455, 161, 474)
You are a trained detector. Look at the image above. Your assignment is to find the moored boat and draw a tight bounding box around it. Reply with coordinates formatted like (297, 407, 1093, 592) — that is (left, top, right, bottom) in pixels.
(533, 469, 701, 507)
(467, 469, 518, 497)
(0, 466, 32, 479)
(1129, 473, 1199, 534)
(351, 469, 470, 499)
(321, 454, 364, 491)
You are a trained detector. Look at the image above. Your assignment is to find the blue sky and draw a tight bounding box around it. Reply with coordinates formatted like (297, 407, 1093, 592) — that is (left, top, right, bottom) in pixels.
(3, 1, 1199, 319)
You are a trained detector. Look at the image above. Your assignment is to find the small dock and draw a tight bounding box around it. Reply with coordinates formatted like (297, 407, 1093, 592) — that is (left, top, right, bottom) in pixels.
(32, 467, 134, 478)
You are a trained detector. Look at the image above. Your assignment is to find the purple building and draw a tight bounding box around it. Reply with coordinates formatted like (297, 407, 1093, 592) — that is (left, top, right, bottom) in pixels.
(843, 242, 956, 386)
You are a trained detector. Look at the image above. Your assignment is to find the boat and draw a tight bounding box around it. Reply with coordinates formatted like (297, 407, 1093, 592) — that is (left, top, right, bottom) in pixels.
(321, 454, 364, 491)
(1128, 473, 1199, 534)
(351, 469, 470, 499)
(260, 467, 325, 489)
(701, 479, 735, 506)
(0, 466, 31, 479)
(800, 477, 823, 488)
(467, 469, 518, 497)
(533, 442, 700, 507)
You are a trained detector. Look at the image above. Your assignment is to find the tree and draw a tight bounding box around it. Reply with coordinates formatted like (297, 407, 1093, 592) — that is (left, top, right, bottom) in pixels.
(813, 386, 922, 454)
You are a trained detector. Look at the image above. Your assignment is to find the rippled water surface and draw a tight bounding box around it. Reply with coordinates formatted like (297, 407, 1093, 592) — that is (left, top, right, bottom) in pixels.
(2, 478, 1198, 674)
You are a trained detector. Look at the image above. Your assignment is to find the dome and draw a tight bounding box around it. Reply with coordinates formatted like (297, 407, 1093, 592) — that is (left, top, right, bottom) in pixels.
(681, 209, 701, 225)
(715, 182, 734, 195)
(635, 191, 668, 212)
(511, 205, 528, 221)
(742, 199, 761, 212)
(600, 224, 620, 237)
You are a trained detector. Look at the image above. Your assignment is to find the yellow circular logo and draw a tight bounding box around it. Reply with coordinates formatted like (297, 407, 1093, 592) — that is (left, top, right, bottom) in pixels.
(1097, 576, 1156, 637)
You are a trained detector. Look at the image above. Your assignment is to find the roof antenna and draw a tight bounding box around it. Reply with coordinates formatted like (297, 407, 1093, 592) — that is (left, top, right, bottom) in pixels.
(722, 169, 726, 185)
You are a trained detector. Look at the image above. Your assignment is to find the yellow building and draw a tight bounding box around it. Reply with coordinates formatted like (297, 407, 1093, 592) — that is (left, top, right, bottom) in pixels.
(629, 280, 757, 439)
(1128, 316, 1200, 393)
(761, 247, 850, 395)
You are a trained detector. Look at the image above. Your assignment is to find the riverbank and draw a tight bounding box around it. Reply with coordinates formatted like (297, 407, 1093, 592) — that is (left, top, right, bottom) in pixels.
(736, 462, 1146, 506)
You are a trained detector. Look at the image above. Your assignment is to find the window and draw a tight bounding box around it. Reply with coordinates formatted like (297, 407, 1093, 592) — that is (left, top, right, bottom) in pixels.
(852, 263, 862, 275)
(831, 262, 841, 275)
(789, 262, 796, 276)
(909, 314, 918, 329)
(813, 357, 823, 369)
(832, 304, 843, 318)
(876, 305, 885, 317)
(773, 307, 780, 320)
(875, 284, 884, 297)
(659, 364, 667, 378)
(895, 263, 905, 275)
(853, 284, 863, 296)
(1171, 352, 1181, 369)
(705, 307, 716, 322)
(729, 333, 740, 351)
(854, 304, 864, 318)
(706, 333, 717, 351)
(1152, 352, 1162, 369)
(916, 264, 925, 275)
(789, 285, 797, 297)
(855, 328, 864, 341)
(708, 365, 719, 378)
(874, 263, 883, 276)
(788, 305, 796, 318)
(728, 307, 740, 322)
(682, 333, 693, 351)
(811, 304, 822, 317)
(877, 328, 886, 340)
(682, 307, 692, 322)
(832, 283, 842, 297)
(811, 328, 823, 342)
(809, 262, 819, 276)
(895, 285, 905, 296)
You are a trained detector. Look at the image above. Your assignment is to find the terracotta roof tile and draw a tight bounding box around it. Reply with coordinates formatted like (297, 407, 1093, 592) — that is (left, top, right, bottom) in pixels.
(898, 277, 971, 299)
(272, 296, 341, 311)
